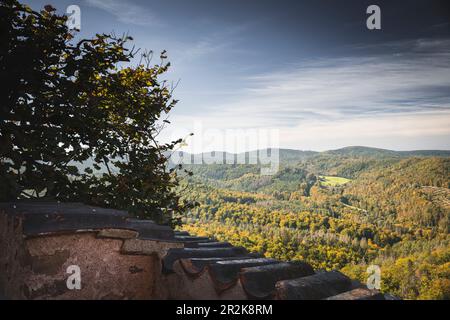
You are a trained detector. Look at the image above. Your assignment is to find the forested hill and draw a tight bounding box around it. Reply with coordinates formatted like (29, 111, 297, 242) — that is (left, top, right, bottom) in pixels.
(172, 146, 450, 167)
(323, 146, 450, 158)
(171, 148, 318, 166)
(178, 146, 450, 180)
(179, 147, 450, 300)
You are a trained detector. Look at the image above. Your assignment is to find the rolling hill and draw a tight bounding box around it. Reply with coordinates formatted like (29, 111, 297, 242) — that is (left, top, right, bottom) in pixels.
(178, 147, 450, 300)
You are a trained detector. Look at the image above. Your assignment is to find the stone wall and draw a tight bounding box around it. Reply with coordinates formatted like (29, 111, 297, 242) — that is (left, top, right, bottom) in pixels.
(0, 203, 182, 300)
(0, 212, 28, 299)
(0, 202, 388, 300)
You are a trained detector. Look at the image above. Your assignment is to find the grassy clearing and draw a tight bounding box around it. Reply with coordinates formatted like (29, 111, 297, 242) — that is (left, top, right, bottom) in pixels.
(319, 175, 351, 186)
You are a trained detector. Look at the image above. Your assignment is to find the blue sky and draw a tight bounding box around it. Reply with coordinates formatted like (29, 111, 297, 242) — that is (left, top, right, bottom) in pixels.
(30, 0, 450, 151)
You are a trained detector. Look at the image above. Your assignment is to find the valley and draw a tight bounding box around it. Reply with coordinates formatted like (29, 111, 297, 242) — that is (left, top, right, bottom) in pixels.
(177, 146, 450, 300)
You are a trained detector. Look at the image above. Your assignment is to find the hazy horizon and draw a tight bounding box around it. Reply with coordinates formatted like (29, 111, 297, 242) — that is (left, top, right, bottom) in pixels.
(175, 145, 450, 154)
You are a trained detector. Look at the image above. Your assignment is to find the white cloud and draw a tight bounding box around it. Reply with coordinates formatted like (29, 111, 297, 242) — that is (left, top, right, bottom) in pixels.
(162, 38, 450, 151)
(84, 0, 160, 26)
(171, 25, 248, 64)
(279, 111, 450, 151)
(162, 110, 450, 152)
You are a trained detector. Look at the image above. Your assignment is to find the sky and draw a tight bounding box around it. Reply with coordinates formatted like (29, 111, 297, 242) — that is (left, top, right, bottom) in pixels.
(30, 0, 450, 151)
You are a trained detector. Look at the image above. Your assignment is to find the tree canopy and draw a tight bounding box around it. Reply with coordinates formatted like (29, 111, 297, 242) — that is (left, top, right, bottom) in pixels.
(180, 153, 449, 299)
(0, 0, 194, 225)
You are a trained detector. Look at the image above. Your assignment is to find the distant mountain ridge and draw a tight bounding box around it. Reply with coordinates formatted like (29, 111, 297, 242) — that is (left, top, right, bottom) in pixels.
(169, 148, 317, 165)
(170, 146, 450, 165)
(74, 146, 450, 174)
(323, 146, 450, 158)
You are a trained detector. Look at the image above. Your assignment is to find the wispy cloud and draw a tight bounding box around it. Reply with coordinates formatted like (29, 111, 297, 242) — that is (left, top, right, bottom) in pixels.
(84, 0, 160, 27)
(172, 25, 248, 64)
(182, 38, 229, 60)
(191, 38, 450, 124)
(163, 38, 450, 151)
(229, 38, 450, 126)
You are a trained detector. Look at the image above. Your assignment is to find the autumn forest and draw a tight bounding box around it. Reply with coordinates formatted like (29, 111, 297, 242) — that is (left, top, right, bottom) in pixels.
(177, 147, 450, 300)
